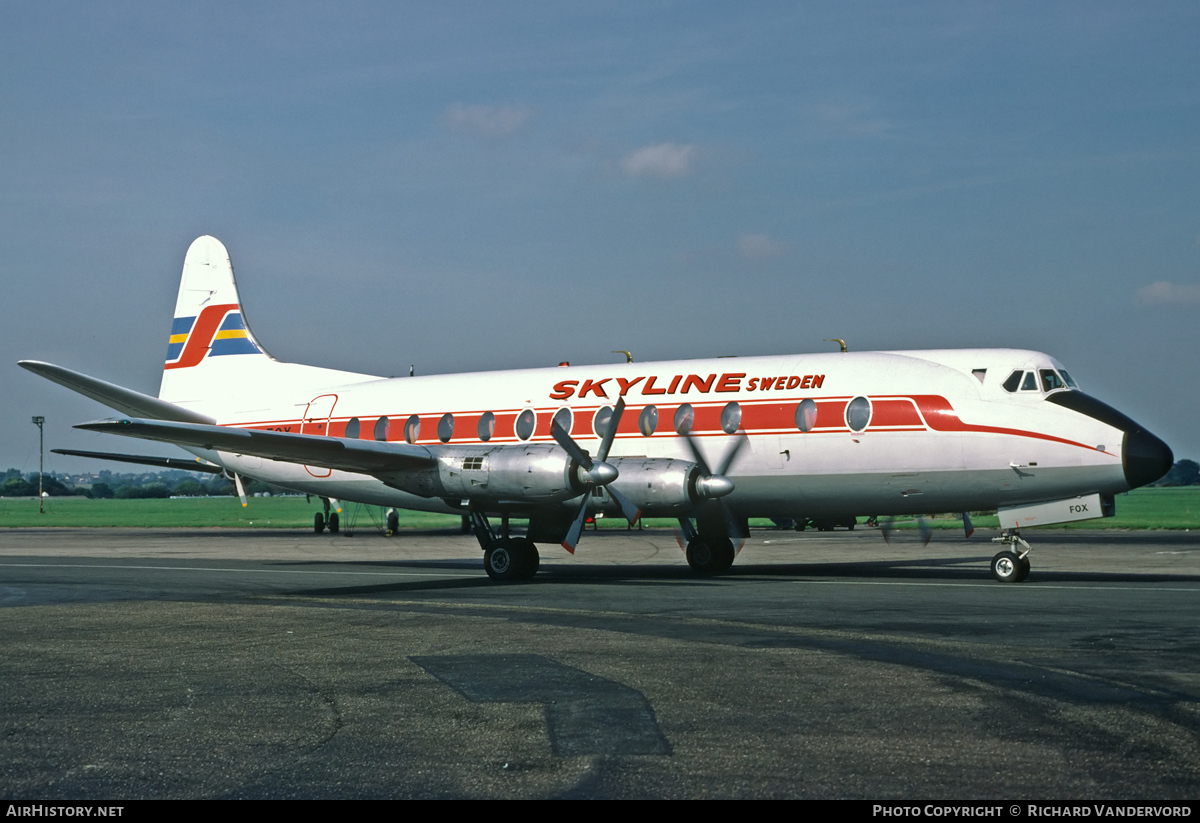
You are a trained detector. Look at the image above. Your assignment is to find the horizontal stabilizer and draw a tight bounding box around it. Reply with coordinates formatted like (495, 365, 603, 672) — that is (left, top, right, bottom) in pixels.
(19, 361, 214, 424)
(51, 448, 224, 474)
(76, 417, 436, 475)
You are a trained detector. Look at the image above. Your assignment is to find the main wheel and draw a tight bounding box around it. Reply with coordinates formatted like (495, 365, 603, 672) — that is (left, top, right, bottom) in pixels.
(508, 537, 540, 579)
(992, 550, 1023, 583)
(686, 537, 735, 576)
(386, 509, 399, 536)
(328, 511, 340, 534)
(484, 541, 516, 581)
(314, 512, 325, 533)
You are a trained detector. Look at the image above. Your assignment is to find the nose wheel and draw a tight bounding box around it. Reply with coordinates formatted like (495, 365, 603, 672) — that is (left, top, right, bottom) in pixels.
(991, 530, 1031, 582)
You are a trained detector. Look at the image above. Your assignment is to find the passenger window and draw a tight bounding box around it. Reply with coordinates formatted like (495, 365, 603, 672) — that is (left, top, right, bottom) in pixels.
(846, 397, 871, 432)
(515, 409, 536, 441)
(1020, 371, 1038, 392)
(1002, 371, 1022, 393)
(639, 405, 658, 437)
(344, 417, 360, 439)
(477, 411, 495, 442)
(374, 416, 390, 441)
(673, 404, 694, 435)
(403, 415, 419, 444)
(795, 399, 818, 432)
(438, 413, 454, 443)
(593, 406, 613, 438)
(720, 402, 741, 434)
(552, 407, 572, 434)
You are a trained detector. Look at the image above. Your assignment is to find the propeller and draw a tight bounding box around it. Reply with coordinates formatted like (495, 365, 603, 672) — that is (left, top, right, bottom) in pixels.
(551, 397, 641, 552)
(962, 511, 975, 538)
(679, 430, 749, 547)
(881, 515, 932, 546)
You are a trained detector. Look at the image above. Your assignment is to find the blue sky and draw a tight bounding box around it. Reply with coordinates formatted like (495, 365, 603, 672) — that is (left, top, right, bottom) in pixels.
(3, 2, 1198, 471)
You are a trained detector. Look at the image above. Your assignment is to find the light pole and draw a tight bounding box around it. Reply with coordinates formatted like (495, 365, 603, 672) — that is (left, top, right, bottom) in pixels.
(31, 416, 44, 514)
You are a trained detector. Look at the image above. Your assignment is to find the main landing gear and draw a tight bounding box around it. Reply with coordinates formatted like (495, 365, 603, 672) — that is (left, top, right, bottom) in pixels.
(677, 517, 736, 576)
(313, 497, 339, 534)
(470, 509, 540, 582)
(991, 530, 1031, 583)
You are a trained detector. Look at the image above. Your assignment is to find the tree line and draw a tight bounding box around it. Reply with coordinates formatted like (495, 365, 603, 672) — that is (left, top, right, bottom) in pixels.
(0, 468, 293, 499)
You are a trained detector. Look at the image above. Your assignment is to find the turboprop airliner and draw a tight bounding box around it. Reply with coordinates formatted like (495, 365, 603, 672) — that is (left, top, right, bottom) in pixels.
(20, 236, 1173, 583)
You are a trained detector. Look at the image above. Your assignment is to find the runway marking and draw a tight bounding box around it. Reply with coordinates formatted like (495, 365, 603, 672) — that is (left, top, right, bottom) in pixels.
(0, 562, 479, 579)
(801, 579, 1200, 592)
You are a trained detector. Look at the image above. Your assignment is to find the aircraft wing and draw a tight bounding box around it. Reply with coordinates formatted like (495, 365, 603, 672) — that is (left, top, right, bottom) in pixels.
(76, 417, 437, 474)
(19, 361, 215, 424)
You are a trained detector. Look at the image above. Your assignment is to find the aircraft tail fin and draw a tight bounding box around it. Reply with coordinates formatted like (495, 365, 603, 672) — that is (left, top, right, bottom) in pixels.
(158, 236, 378, 405)
(158, 236, 272, 399)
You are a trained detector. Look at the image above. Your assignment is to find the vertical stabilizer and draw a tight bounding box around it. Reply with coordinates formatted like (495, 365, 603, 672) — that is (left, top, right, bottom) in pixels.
(158, 236, 273, 402)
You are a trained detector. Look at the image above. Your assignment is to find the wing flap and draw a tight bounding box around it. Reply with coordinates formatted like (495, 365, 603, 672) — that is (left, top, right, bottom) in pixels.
(76, 417, 436, 474)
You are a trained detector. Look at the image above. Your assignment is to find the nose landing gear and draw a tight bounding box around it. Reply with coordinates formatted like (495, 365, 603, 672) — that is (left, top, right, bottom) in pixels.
(991, 530, 1031, 582)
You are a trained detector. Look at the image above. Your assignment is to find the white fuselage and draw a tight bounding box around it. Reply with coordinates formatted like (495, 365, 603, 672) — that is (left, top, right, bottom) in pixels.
(190, 347, 1129, 520)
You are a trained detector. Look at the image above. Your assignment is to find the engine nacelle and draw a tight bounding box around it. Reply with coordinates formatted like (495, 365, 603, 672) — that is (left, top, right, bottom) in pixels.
(597, 457, 704, 517)
(379, 444, 587, 502)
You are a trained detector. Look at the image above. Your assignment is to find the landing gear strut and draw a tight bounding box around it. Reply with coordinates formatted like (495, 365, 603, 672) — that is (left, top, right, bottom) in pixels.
(470, 508, 539, 582)
(991, 530, 1031, 582)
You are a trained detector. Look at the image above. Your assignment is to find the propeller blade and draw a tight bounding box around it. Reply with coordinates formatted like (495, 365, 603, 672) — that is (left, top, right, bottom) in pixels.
(715, 431, 749, 477)
(551, 418, 593, 470)
(561, 496, 590, 554)
(596, 397, 626, 463)
(683, 432, 745, 499)
(233, 472, 248, 508)
(919, 516, 932, 546)
(963, 511, 975, 538)
(608, 486, 641, 526)
(881, 516, 896, 543)
(681, 433, 714, 477)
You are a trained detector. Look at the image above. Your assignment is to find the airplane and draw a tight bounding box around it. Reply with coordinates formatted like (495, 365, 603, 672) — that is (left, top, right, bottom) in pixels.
(20, 236, 1174, 584)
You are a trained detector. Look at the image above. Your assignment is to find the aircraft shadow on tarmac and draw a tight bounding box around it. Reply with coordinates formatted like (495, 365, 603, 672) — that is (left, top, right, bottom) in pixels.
(271, 553, 1200, 599)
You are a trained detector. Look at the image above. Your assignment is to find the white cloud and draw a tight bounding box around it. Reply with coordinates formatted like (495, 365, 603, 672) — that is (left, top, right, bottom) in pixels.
(441, 104, 533, 139)
(737, 233, 789, 261)
(1137, 280, 1200, 305)
(620, 142, 697, 180)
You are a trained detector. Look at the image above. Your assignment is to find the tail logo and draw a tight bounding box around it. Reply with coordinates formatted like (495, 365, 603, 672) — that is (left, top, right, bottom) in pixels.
(164, 303, 262, 370)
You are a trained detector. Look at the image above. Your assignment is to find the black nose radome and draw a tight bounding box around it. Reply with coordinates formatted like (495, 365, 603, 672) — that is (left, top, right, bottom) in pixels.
(1123, 427, 1174, 490)
(1045, 391, 1174, 489)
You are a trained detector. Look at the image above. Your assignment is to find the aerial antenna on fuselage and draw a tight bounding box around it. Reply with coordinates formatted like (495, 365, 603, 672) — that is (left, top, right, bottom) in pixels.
(409, 365, 414, 377)
(823, 339, 847, 353)
(612, 350, 633, 363)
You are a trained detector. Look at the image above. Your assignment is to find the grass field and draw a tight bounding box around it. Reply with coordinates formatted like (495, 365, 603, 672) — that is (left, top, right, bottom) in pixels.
(1, 487, 1197, 531)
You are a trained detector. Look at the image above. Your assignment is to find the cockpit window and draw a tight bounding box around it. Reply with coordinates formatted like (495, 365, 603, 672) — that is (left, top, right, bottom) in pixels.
(1002, 371, 1022, 393)
(1059, 370, 1078, 389)
(1020, 371, 1038, 392)
(1040, 369, 1068, 392)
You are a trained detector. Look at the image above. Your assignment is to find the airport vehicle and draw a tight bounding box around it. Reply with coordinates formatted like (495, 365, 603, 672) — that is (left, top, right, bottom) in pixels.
(20, 236, 1173, 582)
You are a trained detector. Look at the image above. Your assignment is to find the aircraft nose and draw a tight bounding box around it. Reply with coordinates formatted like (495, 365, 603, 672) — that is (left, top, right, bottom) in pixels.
(1123, 427, 1173, 490)
(1045, 390, 1174, 489)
